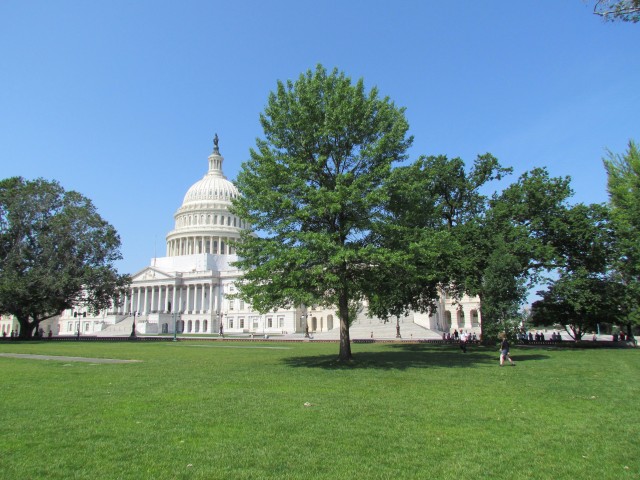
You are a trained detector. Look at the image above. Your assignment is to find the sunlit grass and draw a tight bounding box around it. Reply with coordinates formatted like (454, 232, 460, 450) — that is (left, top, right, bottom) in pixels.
(0, 341, 638, 479)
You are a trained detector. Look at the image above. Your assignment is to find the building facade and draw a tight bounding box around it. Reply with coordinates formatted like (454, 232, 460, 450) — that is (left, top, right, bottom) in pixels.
(57, 140, 481, 338)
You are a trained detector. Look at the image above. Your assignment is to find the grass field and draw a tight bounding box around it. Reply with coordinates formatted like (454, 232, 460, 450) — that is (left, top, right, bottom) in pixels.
(0, 340, 638, 480)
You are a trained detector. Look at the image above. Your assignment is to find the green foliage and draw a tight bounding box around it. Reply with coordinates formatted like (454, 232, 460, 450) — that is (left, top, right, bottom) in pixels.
(471, 168, 574, 340)
(530, 203, 621, 340)
(232, 65, 412, 360)
(593, 0, 640, 22)
(0, 177, 130, 338)
(604, 140, 640, 329)
(368, 154, 512, 323)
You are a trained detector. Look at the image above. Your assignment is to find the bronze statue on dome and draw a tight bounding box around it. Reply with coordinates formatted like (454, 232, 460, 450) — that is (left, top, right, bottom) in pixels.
(213, 133, 219, 153)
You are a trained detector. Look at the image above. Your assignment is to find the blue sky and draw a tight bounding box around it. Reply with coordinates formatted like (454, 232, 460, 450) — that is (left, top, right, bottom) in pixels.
(1, 1, 638, 279)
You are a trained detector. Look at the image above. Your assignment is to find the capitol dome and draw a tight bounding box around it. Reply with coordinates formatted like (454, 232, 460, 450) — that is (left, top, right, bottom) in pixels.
(181, 153, 240, 205)
(165, 138, 247, 258)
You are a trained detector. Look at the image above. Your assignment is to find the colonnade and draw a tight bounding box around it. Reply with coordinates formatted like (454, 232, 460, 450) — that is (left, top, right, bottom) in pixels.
(117, 283, 222, 315)
(166, 235, 237, 256)
(447, 307, 481, 331)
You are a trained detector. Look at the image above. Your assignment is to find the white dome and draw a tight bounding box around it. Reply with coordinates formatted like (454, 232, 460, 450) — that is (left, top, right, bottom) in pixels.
(182, 173, 239, 204)
(181, 151, 239, 206)
(165, 143, 247, 258)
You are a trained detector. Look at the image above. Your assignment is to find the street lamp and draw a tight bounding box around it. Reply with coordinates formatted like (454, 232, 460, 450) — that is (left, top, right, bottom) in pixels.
(173, 311, 181, 342)
(73, 310, 86, 340)
(217, 312, 225, 338)
(130, 311, 139, 339)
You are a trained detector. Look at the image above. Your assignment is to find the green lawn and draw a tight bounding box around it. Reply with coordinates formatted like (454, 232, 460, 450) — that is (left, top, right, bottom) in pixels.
(0, 341, 637, 480)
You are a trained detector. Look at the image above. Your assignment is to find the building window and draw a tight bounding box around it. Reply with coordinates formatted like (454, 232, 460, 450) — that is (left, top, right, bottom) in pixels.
(239, 300, 244, 310)
(268, 317, 273, 328)
(252, 317, 259, 330)
(278, 316, 284, 328)
(239, 317, 245, 329)
(203, 320, 208, 332)
(195, 320, 200, 333)
(229, 300, 234, 310)
(228, 318, 234, 328)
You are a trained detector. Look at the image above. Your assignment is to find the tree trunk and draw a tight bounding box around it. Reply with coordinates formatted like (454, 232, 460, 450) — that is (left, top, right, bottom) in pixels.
(17, 315, 35, 339)
(338, 290, 352, 362)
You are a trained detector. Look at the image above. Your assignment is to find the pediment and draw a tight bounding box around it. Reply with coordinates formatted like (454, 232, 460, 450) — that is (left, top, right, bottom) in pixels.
(131, 266, 176, 282)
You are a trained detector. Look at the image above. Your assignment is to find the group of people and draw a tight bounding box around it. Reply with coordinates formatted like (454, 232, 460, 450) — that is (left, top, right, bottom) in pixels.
(440, 329, 479, 353)
(516, 330, 563, 342)
(612, 331, 631, 342)
(443, 329, 478, 344)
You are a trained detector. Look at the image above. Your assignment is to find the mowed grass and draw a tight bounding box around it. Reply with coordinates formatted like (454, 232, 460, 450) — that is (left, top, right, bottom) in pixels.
(0, 341, 638, 480)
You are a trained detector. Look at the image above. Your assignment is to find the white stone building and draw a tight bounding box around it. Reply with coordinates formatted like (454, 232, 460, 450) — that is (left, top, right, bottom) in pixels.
(56, 140, 481, 338)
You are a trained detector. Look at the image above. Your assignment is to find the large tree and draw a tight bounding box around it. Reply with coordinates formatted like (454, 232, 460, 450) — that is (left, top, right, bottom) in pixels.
(232, 65, 412, 361)
(461, 167, 574, 341)
(0, 177, 130, 339)
(604, 140, 640, 336)
(530, 203, 619, 340)
(367, 154, 511, 322)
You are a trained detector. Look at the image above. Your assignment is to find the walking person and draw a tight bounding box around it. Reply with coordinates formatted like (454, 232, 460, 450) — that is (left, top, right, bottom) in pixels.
(499, 336, 515, 366)
(459, 330, 468, 353)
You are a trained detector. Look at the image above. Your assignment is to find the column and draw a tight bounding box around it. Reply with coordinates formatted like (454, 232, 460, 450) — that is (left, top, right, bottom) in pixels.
(151, 287, 156, 314)
(136, 288, 142, 314)
(201, 283, 206, 313)
(143, 287, 149, 314)
(463, 307, 473, 329)
(209, 283, 214, 312)
(172, 286, 177, 313)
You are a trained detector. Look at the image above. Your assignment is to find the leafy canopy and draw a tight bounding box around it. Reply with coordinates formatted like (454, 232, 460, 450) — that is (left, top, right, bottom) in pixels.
(232, 65, 412, 360)
(0, 177, 130, 338)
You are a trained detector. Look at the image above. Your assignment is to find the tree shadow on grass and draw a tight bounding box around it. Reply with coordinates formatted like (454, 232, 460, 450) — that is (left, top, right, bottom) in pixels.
(282, 344, 551, 370)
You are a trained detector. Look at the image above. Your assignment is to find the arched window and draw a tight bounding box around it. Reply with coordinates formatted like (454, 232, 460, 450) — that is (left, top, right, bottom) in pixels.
(187, 320, 193, 333)
(195, 320, 200, 333)
(203, 320, 208, 332)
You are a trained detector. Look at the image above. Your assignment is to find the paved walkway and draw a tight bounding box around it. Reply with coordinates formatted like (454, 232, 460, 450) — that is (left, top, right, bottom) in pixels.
(0, 353, 141, 363)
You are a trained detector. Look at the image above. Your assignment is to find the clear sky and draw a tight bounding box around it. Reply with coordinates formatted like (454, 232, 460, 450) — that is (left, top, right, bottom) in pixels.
(1, 1, 638, 278)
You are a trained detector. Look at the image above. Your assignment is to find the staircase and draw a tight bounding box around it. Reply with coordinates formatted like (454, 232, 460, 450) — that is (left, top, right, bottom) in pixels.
(311, 316, 442, 340)
(95, 316, 136, 337)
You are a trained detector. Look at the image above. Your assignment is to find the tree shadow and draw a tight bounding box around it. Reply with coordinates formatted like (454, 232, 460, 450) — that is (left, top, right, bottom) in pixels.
(282, 344, 551, 370)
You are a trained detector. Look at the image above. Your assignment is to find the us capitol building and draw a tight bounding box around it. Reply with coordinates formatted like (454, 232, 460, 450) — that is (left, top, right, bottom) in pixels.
(54, 138, 481, 339)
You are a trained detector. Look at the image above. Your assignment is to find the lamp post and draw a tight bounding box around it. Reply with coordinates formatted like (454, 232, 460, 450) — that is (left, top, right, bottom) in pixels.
(73, 310, 86, 340)
(217, 312, 225, 338)
(396, 315, 401, 339)
(173, 311, 181, 342)
(130, 311, 138, 339)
